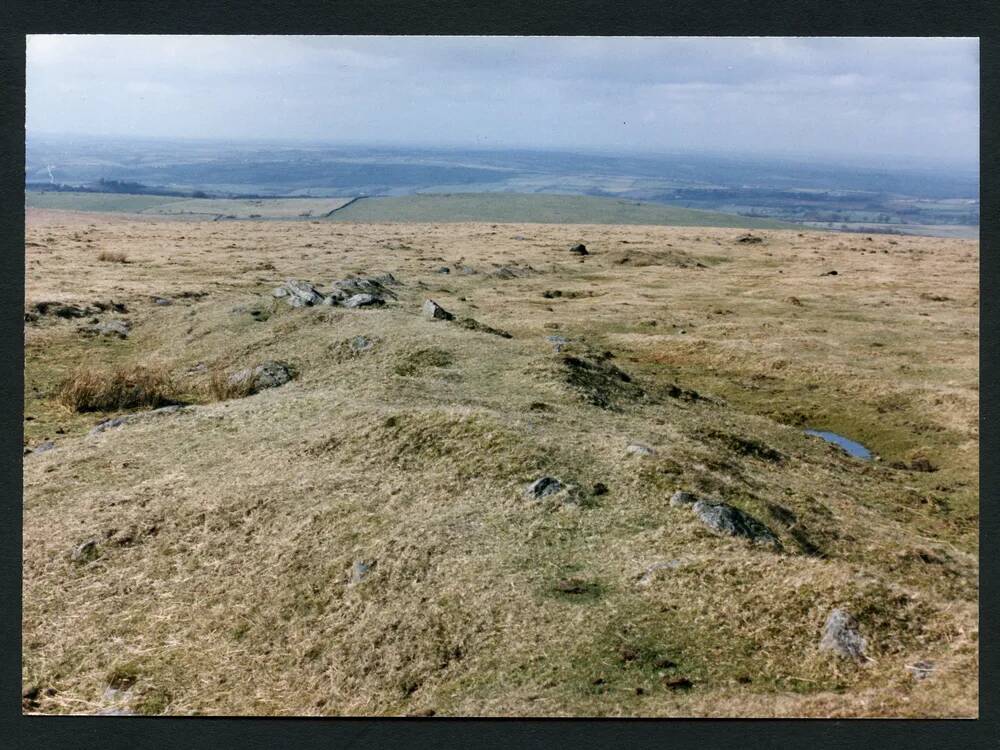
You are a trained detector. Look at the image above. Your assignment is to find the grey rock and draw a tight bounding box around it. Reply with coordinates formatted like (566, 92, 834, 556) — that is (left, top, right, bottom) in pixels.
(456, 265, 477, 275)
(349, 335, 374, 353)
(370, 272, 401, 287)
(524, 476, 566, 500)
(547, 335, 570, 352)
(333, 275, 398, 300)
(490, 267, 519, 280)
(90, 416, 132, 436)
(690, 499, 782, 550)
(906, 659, 935, 680)
(80, 319, 131, 338)
(277, 279, 324, 307)
(422, 299, 454, 321)
(348, 559, 375, 586)
(343, 293, 384, 308)
(736, 234, 764, 244)
(152, 297, 173, 306)
(819, 608, 868, 662)
(33, 441, 56, 454)
(71, 539, 99, 563)
(669, 490, 699, 508)
(626, 442, 655, 456)
(637, 560, 684, 586)
(150, 404, 184, 416)
(271, 286, 289, 298)
(434, 266, 451, 274)
(570, 243, 589, 255)
(228, 360, 294, 393)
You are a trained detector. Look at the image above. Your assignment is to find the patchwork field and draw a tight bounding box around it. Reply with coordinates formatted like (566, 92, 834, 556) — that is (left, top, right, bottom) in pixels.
(22, 208, 978, 717)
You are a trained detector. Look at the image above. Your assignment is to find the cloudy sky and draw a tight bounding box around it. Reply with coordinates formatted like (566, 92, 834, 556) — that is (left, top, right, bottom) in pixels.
(26, 36, 979, 165)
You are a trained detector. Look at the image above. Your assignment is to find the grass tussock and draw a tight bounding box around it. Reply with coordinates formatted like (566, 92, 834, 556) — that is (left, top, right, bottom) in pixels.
(97, 250, 129, 263)
(58, 364, 177, 412)
(207, 368, 255, 402)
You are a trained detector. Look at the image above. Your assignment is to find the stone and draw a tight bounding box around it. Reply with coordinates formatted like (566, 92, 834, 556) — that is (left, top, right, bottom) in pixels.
(348, 559, 375, 586)
(626, 442, 655, 456)
(637, 560, 683, 586)
(277, 279, 324, 307)
(456, 317, 512, 338)
(736, 234, 763, 244)
(422, 299, 454, 321)
(820, 270, 839, 276)
(90, 416, 132, 436)
(434, 266, 451, 274)
(343, 293, 384, 308)
(570, 243, 589, 255)
(669, 491, 698, 508)
(524, 476, 565, 500)
(547, 335, 570, 352)
(33, 441, 56, 454)
(80, 319, 131, 338)
(71, 539, 99, 563)
(333, 275, 397, 300)
(906, 660, 935, 680)
(152, 297, 173, 306)
(228, 360, 294, 394)
(689, 499, 782, 550)
(819, 608, 868, 662)
(349, 335, 375, 353)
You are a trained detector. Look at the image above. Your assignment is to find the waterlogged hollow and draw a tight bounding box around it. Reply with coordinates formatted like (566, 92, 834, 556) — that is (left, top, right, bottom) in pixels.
(804, 429, 872, 460)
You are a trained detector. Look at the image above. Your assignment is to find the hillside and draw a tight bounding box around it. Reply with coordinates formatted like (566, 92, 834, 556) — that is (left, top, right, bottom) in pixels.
(22, 210, 978, 717)
(325, 193, 799, 228)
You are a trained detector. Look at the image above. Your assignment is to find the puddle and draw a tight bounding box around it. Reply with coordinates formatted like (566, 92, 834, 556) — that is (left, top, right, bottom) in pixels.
(804, 429, 872, 460)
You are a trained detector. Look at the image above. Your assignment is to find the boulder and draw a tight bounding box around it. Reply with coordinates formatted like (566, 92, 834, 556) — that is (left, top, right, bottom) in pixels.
(422, 299, 454, 321)
(71, 539, 99, 563)
(570, 244, 589, 255)
(32, 441, 56, 454)
(547, 335, 570, 352)
(343, 293, 384, 309)
(626, 442, 655, 456)
(690, 499, 782, 550)
(90, 416, 132, 436)
(524, 476, 566, 500)
(735, 234, 763, 244)
(80, 320, 131, 339)
(228, 361, 294, 394)
(819, 608, 868, 662)
(274, 279, 324, 307)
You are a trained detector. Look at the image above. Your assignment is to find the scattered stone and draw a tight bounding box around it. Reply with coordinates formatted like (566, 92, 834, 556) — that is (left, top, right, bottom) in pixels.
(80, 319, 131, 338)
(434, 266, 451, 274)
(490, 267, 519, 279)
(669, 490, 699, 508)
(275, 279, 324, 307)
(820, 270, 839, 276)
(71, 539, 99, 563)
(456, 317, 512, 338)
(349, 335, 375, 353)
(592, 482, 609, 496)
(569, 243, 589, 255)
(547, 335, 570, 352)
(333, 275, 399, 300)
(735, 234, 763, 244)
(422, 299, 454, 321)
(32, 441, 56, 454)
(90, 416, 132, 435)
(819, 608, 868, 662)
(348, 559, 375, 586)
(786, 296, 804, 306)
(152, 297, 173, 306)
(228, 360, 294, 394)
(637, 560, 683, 586)
(625, 442, 655, 456)
(343, 293, 384, 308)
(691, 499, 781, 549)
(524, 476, 566, 500)
(906, 660, 935, 680)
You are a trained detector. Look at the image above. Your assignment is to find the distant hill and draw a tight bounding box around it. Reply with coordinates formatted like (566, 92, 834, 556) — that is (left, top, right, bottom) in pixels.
(325, 193, 799, 228)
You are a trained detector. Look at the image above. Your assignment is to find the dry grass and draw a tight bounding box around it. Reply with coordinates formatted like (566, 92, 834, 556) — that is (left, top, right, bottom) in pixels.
(22, 209, 978, 718)
(206, 367, 255, 402)
(57, 364, 176, 412)
(96, 250, 128, 263)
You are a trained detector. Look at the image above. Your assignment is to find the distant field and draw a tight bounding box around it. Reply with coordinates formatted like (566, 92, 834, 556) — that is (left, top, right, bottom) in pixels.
(24, 192, 185, 214)
(24, 191, 355, 219)
(326, 193, 800, 228)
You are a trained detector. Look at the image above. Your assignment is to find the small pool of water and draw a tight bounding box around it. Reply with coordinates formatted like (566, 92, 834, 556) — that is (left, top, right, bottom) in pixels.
(804, 429, 872, 460)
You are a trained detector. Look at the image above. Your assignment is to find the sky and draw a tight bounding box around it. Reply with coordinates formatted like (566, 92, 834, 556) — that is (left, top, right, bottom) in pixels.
(26, 36, 979, 166)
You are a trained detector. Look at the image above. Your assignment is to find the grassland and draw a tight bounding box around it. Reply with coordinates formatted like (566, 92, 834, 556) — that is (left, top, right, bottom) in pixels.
(326, 193, 799, 228)
(22, 208, 978, 717)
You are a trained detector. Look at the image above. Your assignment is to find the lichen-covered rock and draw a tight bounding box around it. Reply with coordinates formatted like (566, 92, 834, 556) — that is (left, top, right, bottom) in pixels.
(689, 498, 782, 550)
(422, 299, 454, 321)
(626, 442, 655, 456)
(669, 490, 699, 508)
(80, 319, 131, 338)
(343, 293, 384, 308)
(524, 476, 566, 500)
(819, 608, 869, 662)
(228, 361, 294, 394)
(275, 279, 324, 307)
(348, 559, 376, 586)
